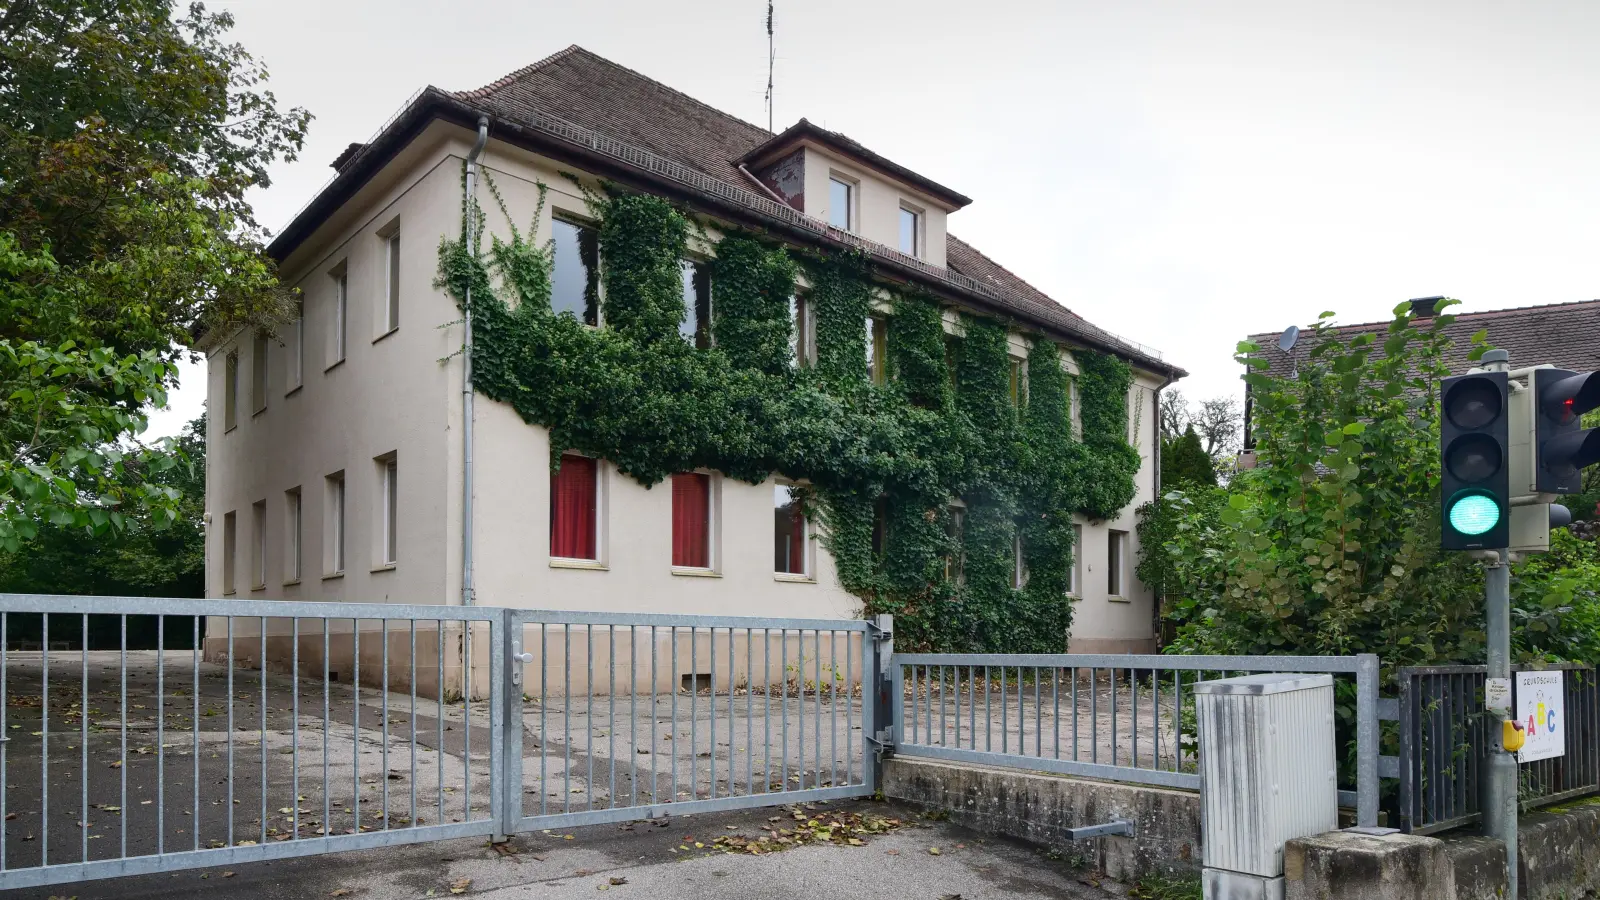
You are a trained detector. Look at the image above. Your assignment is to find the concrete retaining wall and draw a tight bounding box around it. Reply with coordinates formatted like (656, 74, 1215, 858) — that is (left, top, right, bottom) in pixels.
(881, 756, 1201, 881)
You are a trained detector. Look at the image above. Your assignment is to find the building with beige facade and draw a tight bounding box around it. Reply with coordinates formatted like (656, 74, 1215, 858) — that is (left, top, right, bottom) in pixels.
(203, 47, 1184, 693)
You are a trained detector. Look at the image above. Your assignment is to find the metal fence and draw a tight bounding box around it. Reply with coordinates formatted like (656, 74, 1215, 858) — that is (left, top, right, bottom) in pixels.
(1397, 664, 1600, 835)
(888, 653, 1383, 827)
(0, 595, 882, 890)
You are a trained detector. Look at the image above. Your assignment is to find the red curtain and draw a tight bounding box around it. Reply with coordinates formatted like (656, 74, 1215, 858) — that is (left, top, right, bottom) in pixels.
(672, 472, 710, 567)
(550, 455, 596, 559)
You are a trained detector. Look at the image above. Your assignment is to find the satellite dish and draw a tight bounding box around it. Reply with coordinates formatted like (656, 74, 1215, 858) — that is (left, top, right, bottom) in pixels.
(1278, 326, 1300, 353)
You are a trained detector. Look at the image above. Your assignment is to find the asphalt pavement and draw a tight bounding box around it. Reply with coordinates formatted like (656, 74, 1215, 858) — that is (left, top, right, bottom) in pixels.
(7, 800, 1132, 900)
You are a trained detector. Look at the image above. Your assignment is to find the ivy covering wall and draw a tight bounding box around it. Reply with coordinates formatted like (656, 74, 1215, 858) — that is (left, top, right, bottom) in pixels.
(436, 177, 1141, 651)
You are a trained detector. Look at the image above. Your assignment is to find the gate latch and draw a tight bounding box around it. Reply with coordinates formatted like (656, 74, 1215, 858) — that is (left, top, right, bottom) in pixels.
(511, 642, 534, 686)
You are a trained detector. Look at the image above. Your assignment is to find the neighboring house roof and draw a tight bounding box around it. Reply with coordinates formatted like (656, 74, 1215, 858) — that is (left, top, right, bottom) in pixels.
(734, 118, 973, 210)
(1247, 299, 1600, 381)
(268, 45, 1181, 377)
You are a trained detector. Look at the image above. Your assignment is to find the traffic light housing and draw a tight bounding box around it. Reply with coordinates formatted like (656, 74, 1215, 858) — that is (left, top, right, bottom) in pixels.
(1533, 368, 1600, 494)
(1441, 371, 1510, 550)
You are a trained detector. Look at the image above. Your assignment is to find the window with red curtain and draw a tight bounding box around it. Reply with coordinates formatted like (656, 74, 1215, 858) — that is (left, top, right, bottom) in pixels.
(671, 472, 711, 568)
(774, 484, 806, 575)
(550, 454, 597, 559)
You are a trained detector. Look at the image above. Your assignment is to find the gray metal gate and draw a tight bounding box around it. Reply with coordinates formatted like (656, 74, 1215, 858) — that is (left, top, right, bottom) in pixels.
(0, 595, 884, 890)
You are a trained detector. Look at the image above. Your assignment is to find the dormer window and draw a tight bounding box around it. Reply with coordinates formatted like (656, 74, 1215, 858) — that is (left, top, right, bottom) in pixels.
(828, 177, 853, 231)
(899, 205, 921, 258)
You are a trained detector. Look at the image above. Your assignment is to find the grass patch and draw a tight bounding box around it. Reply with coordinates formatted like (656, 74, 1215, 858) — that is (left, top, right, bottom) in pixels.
(1129, 873, 1202, 900)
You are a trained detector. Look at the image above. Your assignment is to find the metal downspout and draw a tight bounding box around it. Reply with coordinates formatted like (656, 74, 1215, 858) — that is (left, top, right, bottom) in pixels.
(462, 116, 489, 608)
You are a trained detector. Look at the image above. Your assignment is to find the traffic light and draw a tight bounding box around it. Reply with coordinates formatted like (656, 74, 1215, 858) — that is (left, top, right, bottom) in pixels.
(1441, 371, 1510, 550)
(1533, 369, 1600, 494)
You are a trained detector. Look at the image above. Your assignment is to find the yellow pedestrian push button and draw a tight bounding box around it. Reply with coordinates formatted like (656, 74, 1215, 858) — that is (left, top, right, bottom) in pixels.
(1502, 719, 1526, 753)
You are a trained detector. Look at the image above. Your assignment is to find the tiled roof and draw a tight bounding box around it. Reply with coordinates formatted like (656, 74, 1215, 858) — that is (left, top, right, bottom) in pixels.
(269, 46, 1178, 374)
(1247, 299, 1600, 380)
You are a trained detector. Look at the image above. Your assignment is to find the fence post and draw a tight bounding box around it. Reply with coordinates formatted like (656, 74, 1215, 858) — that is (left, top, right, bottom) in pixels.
(864, 615, 894, 792)
(493, 609, 522, 843)
(1356, 653, 1380, 827)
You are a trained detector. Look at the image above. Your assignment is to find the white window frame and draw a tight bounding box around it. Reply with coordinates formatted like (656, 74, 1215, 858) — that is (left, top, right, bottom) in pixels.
(1067, 523, 1083, 597)
(550, 451, 607, 568)
(773, 481, 812, 581)
(789, 294, 813, 368)
(329, 265, 348, 368)
(250, 499, 267, 590)
(828, 174, 856, 232)
(1069, 376, 1082, 438)
(669, 469, 720, 575)
(1012, 530, 1027, 589)
(898, 203, 923, 258)
(284, 486, 303, 584)
(381, 226, 401, 336)
(325, 471, 346, 577)
(1108, 529, 1128, 599)
(376, 453, 398, 567)
(287, 303, 304, 394)
(221, 510, 237, 595)
(250, 334, 268, 415)
(223, 351, 239, 432)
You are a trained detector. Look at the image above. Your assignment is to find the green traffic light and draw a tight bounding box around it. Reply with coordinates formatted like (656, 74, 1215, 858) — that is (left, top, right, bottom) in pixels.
(1448, 493, 1501, 536)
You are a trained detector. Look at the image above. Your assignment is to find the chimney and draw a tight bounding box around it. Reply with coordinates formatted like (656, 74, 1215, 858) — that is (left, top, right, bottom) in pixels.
(331, 142, 368, 174)
(1409, 296, 1445, 318)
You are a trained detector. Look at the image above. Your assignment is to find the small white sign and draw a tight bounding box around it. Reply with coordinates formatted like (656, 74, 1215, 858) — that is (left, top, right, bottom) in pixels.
(1516, 670, 1566, 763)
(1486, 677, 1512, 712)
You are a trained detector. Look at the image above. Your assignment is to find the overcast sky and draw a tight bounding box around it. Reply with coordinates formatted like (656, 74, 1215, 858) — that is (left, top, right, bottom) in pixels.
(148, 0, 1600, 438)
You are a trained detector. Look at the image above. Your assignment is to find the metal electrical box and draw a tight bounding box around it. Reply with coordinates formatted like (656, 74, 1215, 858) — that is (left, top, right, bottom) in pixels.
(1196, 673, 1338, 900)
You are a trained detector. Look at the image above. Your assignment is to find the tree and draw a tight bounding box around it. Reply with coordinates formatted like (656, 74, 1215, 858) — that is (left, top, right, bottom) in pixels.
(0, 1, 308, 547)
(0, 416, 205, 598)
(1192, 395, 1242, 462)
(1160, 388, 1190, 442)
(1162, 424, 1216, 488)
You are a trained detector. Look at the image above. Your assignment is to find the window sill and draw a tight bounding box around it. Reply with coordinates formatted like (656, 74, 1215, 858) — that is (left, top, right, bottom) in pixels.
(322, 571, 345, 581)
(1107, 595, 1131, 604)
(251, 407, 267, 419)
(371, 563, 396, 573)
(250, 584, 266, 592)
(324, 358, 346, 374)
(372, 327, 398, 345)
(670, 567, 721, 578)
(551, 558, 608, 571)
(774, 573, 815, 584)
(285, 384, 303, 398)
(282, 579, 302, 587)
(224, 424, 237, 434)
(223, 590, 236, 596)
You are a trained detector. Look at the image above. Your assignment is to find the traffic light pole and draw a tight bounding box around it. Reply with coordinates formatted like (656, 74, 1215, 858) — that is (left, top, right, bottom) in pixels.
(1477, 348, 1517, 899)
(1484, 547, 1517, 900)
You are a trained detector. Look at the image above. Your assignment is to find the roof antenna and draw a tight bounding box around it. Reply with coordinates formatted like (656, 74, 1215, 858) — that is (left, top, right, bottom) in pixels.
(765, 0, 775, 132)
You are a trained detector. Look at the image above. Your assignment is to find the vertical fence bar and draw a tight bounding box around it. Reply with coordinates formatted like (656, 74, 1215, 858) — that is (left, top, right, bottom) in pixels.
(42, 613, 48, 866)
(984, 665, 991, 753)
(709, 627, 716, 801)
(634, 625, 641, 806)
(79, 615, 87, 864)
(1034, 667, 1042, 758)
(1091, 667, 1098, 765)
(780, 630, 787, 791)
(437, 622, 445, 823)
(1000, 665, 1007, 755)
(381, 619, 389, 829)
(541, 624, 549, 817)
(1053, 666, 1061, 759)
(844, 632, 852, 785)
(910, 663, 919, 747)
(159, 615, 167, 853)
(409, 619, 417, 827)
(831, 633, 839, 785)
(648, 625, 656, 805)
(1132, 666, 1139, 768)
(120, 615, 128, 858)
(354, 621, 361, 832)
(1152, 667, 1160, 769)
(610, 625, 617, 808)
(260, 618, 268, 845)
(324, 620, 331, 837)
(689, 627, 696, 799)
(293, 618, 300, 841)
(1, 613, 7, 870)
(670, 627, 678, 803)
(192, 618, 199, 849)
(747, 628, 754, 795)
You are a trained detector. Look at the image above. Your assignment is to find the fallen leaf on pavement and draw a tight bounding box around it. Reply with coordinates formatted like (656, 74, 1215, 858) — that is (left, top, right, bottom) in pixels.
(329, 890, 352, 897)
(448, 877, 471, 894)
(928, 847, 942, 856)
(609, 877, 628, 886)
